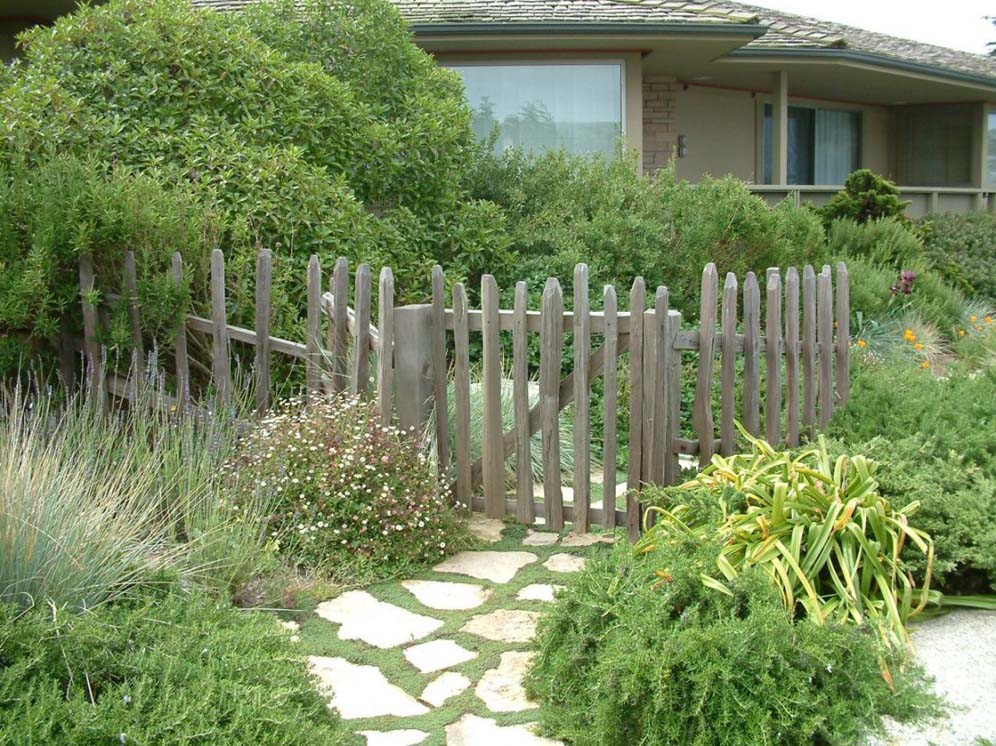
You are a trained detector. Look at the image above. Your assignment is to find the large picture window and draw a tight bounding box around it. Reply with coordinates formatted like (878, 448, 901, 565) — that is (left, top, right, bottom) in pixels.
(763, 104, 862, 185)
(450, 62, 624, 157)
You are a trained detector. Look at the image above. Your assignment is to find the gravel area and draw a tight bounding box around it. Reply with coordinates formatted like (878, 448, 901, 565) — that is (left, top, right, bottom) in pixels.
(880, 610, 996, 745)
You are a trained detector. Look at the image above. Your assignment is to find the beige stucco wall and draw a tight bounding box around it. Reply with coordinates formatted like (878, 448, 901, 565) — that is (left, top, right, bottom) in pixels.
(651, 83, 893, 185)
(672, 85, 758, 182)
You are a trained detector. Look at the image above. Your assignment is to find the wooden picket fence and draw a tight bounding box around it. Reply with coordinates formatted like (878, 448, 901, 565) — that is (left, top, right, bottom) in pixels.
(74, 249, 850, 539)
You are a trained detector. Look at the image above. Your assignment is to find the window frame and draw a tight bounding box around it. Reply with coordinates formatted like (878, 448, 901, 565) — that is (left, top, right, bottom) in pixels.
(444, 57, 627, 157)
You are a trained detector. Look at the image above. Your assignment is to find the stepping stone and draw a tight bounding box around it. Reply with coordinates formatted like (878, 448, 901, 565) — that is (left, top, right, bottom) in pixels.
(358, 731, 429, 746)
(420, 671, 471, 707)
(278, 620, 300, 632)
(561, 532, 614, 547)
(462, 609, 540, 643)
(475, 651, 538, 713)
(404, 639, 478, 674)
(401, 580, 492, 611)
(445, 715, 560, 745)
(543, 553, 586, 573)
(516, 583, 564, 603)
(522, 530, 558, 547)
(316, 591, 442, 649)
(434, 551, 537, 584)
(446, 715, 563, 746)
(309, 657, 428, 719)
(469, 515, 505, 543)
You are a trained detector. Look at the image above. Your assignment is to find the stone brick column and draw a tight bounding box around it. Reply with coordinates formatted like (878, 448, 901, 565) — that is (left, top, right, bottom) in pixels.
(642, 75, 678, 174)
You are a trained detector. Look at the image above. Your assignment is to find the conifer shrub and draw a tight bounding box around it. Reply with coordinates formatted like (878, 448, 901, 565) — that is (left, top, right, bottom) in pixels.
(819, 169, 911, 225)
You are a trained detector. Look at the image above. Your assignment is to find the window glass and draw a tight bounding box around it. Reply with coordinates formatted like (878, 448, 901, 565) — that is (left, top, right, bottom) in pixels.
(763, 104, 861, 185)
(450, 63, 623, 156)
(895, 105, 973, 187)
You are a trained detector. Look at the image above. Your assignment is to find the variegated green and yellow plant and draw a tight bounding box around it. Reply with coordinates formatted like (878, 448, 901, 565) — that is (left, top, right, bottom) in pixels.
(640, 425, 934, 650)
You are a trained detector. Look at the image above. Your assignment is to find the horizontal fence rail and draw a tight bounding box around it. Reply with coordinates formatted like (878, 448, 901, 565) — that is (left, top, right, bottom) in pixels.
(72, 251, 850, 539)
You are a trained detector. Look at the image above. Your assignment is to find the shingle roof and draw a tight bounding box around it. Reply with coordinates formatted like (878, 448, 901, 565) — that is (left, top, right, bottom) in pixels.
(191, 0, 996, 83)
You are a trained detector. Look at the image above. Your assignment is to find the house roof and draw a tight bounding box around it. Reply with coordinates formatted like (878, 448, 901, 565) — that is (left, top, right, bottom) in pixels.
(192, 0, 996, 84)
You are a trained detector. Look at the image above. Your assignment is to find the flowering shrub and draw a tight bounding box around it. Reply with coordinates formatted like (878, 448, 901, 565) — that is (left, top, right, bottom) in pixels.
(227, 394, 466, 576)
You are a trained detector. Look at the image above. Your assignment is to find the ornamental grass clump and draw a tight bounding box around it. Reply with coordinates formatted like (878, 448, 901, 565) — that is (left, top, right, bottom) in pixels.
(228, 393, 467, 579)
(644, 427, 933, 649)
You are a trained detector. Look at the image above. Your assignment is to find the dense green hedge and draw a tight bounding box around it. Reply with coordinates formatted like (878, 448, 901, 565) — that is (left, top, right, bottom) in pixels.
(922, 211, 996, 304)
(0, 0, 508, 368)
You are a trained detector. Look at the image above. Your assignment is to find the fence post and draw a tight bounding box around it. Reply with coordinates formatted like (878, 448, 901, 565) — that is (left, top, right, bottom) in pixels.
(835, 262, 850, 408)
(171, 252, 190, 411)
(210, 249, 231, 406)
(765, 269, 782, 446)
(393, 303, 434, 436)
(78, 256, 106, 411)
(481, 274, 505, 519)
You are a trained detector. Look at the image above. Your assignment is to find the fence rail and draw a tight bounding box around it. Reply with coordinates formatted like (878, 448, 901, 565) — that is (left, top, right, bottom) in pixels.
(73, 250, 851, 539)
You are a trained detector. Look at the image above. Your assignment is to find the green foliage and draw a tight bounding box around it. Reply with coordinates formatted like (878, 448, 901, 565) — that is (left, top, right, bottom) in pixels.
(228, 394, 468, 579)
(466, 149, 825, 318)
(527, 536, 934, 746)
(819, 169, 911, 225)
(832, 434, 996, 594)
(922, 211, 996, 304)
(0, 589, 345, 744)
(828, 359, 996, 593)
(0, 0, 507, 352)
(826, 217, 923, 268)
(643, 429, 933, 648)
(829, 360, 996, 476)
(0, 156, 210, 374)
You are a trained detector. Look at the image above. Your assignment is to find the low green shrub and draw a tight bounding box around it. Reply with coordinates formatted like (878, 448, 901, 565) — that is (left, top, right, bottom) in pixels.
(828, 360, 996, 477)
(0, 589, 345, 744)
(527, 535, 934, 746)
(643, 430, 933, 648)
(819, 169, 911, 225)
(228, 393, 467, 579)
(832, 434, 996, 594)
(922, 212, 996, 303)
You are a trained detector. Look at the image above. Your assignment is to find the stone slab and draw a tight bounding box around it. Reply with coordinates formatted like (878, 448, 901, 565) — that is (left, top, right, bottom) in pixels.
(403, 639, 478, 674)
(401, 579, 492, 611)
(309, 656, 428, 719)
(475, 652, 538, 712)
(522, 530, 559, 547)
(420, 672, 471, 707)
(434, 551, 538, 584)
(468, 515, 505, 543)
(560, 532, 615, 547)
(462, 609, 540, 643)
(316, 591, 442, 649)
(543, 553, 587, 573)
(446, 715, 563, 746)
(516, 583, 564, 603)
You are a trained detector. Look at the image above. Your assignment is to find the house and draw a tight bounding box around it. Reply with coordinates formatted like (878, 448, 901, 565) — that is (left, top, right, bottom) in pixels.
(7, 0, 996, 216)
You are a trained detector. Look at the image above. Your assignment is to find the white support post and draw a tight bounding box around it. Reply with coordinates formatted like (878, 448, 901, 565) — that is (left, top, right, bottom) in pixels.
(772, 71, 789, 186)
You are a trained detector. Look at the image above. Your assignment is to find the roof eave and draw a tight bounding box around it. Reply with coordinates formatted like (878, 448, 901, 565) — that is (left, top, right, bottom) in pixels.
(409, 21, 769, 39)
(725, 47, 996, 92)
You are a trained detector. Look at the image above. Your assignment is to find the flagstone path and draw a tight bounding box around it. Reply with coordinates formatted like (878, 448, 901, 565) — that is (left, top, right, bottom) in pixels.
(280, 516, 616, 746)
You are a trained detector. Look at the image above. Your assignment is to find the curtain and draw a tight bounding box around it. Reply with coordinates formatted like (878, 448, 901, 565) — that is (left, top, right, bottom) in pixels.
(814, 110, 860, 185)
